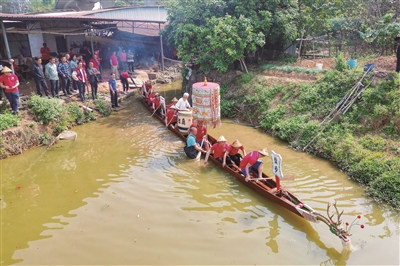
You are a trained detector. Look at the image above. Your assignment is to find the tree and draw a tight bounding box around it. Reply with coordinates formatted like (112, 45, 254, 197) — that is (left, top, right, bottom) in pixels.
(162, 0, 299, 72)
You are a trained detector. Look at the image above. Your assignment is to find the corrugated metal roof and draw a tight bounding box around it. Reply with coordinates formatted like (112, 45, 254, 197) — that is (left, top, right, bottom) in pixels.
(87, 6, 167, 22)
(0, 6, 167, 23)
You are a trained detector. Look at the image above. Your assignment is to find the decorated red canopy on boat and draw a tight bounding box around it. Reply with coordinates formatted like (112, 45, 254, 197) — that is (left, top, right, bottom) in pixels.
(191, 79, 221, 128)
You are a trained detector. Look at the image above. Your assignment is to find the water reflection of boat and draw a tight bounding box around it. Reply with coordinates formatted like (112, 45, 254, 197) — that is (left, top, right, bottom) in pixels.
(141, 97, 352, 243)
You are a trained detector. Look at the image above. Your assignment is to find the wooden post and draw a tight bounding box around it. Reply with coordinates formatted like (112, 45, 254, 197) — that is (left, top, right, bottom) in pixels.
(328, 33, 331, 57)
(1, 20, 12, 67)
(160, 35, 165, 72)
(275, 175, 281, 195)
(298, 26, 305, 60)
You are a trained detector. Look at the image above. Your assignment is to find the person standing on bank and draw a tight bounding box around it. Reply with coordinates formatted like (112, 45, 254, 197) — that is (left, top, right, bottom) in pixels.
(45, 57, 59, 97)
(110, 51, 119, 78)
(57, 55, 72, 96)
(108, 73, 119, 108)
(40, 43, 50, 67)
(0, 66, 19, 114)
(395, 33, 400, 73)
(72, 61, 88, 101)
(86, 61, 100, 100)
(31, 57, 50, 97)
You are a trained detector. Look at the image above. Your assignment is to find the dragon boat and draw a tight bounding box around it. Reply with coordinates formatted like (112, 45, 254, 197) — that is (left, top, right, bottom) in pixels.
(140, 96, 359, 243)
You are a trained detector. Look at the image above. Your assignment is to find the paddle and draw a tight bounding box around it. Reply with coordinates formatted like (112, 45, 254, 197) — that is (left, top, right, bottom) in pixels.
(196, 138, 205, 161)
(150, 104, 161, 117)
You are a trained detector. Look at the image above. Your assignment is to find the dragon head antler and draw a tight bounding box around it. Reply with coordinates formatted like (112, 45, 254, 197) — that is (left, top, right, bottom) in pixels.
(325, 201, 352, 242)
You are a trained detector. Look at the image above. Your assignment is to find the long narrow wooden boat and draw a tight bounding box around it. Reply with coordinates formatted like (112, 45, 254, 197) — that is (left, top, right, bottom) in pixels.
(140, 97, 353, 243)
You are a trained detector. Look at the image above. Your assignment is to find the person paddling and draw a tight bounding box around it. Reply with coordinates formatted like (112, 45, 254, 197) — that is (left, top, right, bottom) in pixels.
(240, 148, 269, 182)
(224, 139, 246, 167)
(204, 136, 233, 167)
(184, 127, 206, 159)
(165, 105, 177, 127)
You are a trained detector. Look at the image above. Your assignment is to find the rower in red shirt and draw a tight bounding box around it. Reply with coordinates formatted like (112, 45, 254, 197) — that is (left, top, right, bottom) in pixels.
(167, 97, 178, 110)
(152, 93, 162, 114)
(204, 136, 233, 166)
(240, 148, 269, 182)
(224, 139, 246, 167)
(165, 105, 177, 127)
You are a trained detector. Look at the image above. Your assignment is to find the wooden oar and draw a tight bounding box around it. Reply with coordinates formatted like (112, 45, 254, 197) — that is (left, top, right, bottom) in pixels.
(150, 104, 161, 117)
(247, 177, 273, 182)
(165, 113, 175, 127)
(196, 138, 205, 161)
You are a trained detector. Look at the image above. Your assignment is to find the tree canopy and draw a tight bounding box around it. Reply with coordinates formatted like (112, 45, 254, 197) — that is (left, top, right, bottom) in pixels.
(162, 0, 299, 72)
(163, 0, 400, 72)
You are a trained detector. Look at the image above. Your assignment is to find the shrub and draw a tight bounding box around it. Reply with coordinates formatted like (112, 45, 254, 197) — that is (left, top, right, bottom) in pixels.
(28, 95, 65, 124)
(94, 98, 112, 116)
(66, 103, 87, 125)
(259, 104, 287, 129)
(0, 111, 20, 130)
(334, 51, 347, 72)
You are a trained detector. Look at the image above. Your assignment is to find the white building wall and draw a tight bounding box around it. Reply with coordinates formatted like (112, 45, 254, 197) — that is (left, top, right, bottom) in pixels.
(28, 34, 44, 58)
(43, 33, 57, 54)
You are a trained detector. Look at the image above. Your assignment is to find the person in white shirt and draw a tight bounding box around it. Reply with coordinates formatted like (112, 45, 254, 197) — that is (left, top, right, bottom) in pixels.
(175, 92, 191, 110)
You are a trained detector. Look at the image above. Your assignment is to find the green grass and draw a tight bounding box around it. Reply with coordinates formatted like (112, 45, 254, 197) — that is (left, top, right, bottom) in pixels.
(260, 64, 327, 74)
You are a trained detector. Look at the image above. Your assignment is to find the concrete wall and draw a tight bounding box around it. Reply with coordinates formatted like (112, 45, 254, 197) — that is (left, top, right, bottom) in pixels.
(28, 34, 44, 58)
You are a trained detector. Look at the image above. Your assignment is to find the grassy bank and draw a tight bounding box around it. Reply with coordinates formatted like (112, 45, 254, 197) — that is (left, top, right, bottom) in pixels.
(222, 69, 400, 208)
(0, 96, 111, 158)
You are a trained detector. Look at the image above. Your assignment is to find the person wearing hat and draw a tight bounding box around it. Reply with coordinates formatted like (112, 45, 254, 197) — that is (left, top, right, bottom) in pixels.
(224, 139, 247, 167)
(165, 104, 177, 127)
(175, 92, 191, 111)
(167, 97, 178, 110)
(0, 66, 20, 114)
(184, 127, 206, 159)
(152, 92, 162, 112)
(240, 148, 269, 182)
(396, 33, 400, 73)
(31, 57, 50, 97)
(204, 136, 233, 166)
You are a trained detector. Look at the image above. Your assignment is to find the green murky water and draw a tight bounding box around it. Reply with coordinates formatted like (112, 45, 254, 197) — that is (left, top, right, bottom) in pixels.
(1, 81, 399, 265)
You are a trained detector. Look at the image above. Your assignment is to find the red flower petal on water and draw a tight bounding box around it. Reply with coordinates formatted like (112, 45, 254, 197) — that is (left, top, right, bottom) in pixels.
(361, 224, 365, 229)
(357, 215, 361, 219)
(345, 222, 349, 226)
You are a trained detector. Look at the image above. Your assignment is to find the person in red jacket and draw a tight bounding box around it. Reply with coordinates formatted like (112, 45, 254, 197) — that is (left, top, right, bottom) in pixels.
(72, 61, 88, 101)
(0, 66, 20, 114)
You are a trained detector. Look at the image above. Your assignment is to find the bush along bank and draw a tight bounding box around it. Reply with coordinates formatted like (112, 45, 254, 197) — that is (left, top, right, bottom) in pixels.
(222, 69, 400, 209)
(0, 95, 112, 159)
